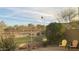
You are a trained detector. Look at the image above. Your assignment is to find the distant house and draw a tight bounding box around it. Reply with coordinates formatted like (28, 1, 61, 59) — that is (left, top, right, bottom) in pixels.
(3, 25, 44, 38)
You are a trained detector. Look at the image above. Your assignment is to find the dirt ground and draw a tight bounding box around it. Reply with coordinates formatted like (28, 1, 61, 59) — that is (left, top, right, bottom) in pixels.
(17, 46, 79, 51)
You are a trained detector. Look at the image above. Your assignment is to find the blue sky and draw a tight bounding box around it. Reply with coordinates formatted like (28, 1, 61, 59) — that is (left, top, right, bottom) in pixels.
(0, 7, 76, 26)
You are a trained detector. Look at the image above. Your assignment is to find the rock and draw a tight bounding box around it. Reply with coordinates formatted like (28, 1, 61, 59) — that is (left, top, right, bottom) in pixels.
(18, 43, 27, 49)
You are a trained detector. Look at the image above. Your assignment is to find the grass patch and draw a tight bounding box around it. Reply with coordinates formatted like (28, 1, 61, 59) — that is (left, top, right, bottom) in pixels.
(14, 37, 30, 46)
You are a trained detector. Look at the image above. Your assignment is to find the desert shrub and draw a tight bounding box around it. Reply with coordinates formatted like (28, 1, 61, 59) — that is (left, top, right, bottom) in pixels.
(0, 37, 16, 51)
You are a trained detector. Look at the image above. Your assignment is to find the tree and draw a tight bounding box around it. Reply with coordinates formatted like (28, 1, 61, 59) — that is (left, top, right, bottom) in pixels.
(56, 8, 77, 23)
(0, 21, 6, 35)
(28, 24, 34, 27)
(56, 8, 78, 31)
(55, 8, 79, 43)
(46, 23, 63, 45)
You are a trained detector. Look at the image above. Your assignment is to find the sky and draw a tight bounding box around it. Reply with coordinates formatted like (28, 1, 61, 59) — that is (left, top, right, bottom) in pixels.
(0, 7, 77, 26)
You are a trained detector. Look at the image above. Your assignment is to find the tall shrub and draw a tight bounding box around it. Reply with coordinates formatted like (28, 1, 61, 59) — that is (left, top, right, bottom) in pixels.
(0, 37, 16, 51)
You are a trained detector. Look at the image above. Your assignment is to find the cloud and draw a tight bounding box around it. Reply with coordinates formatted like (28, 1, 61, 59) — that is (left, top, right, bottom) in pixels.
(0, 7, 77, 25)
(4, 8, 58, 23)
(6, 8, 54, 18)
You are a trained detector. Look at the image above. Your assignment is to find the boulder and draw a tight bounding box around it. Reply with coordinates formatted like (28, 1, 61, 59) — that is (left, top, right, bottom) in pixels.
(18, 43, 27, 49)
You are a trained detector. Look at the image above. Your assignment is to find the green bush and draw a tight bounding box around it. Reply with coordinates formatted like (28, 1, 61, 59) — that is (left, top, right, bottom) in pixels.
(46, 23, 63, 45)
(0, 37, 16, 51)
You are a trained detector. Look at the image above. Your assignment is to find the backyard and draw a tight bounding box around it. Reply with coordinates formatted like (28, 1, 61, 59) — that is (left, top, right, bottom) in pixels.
(0, 7, 79, 51)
